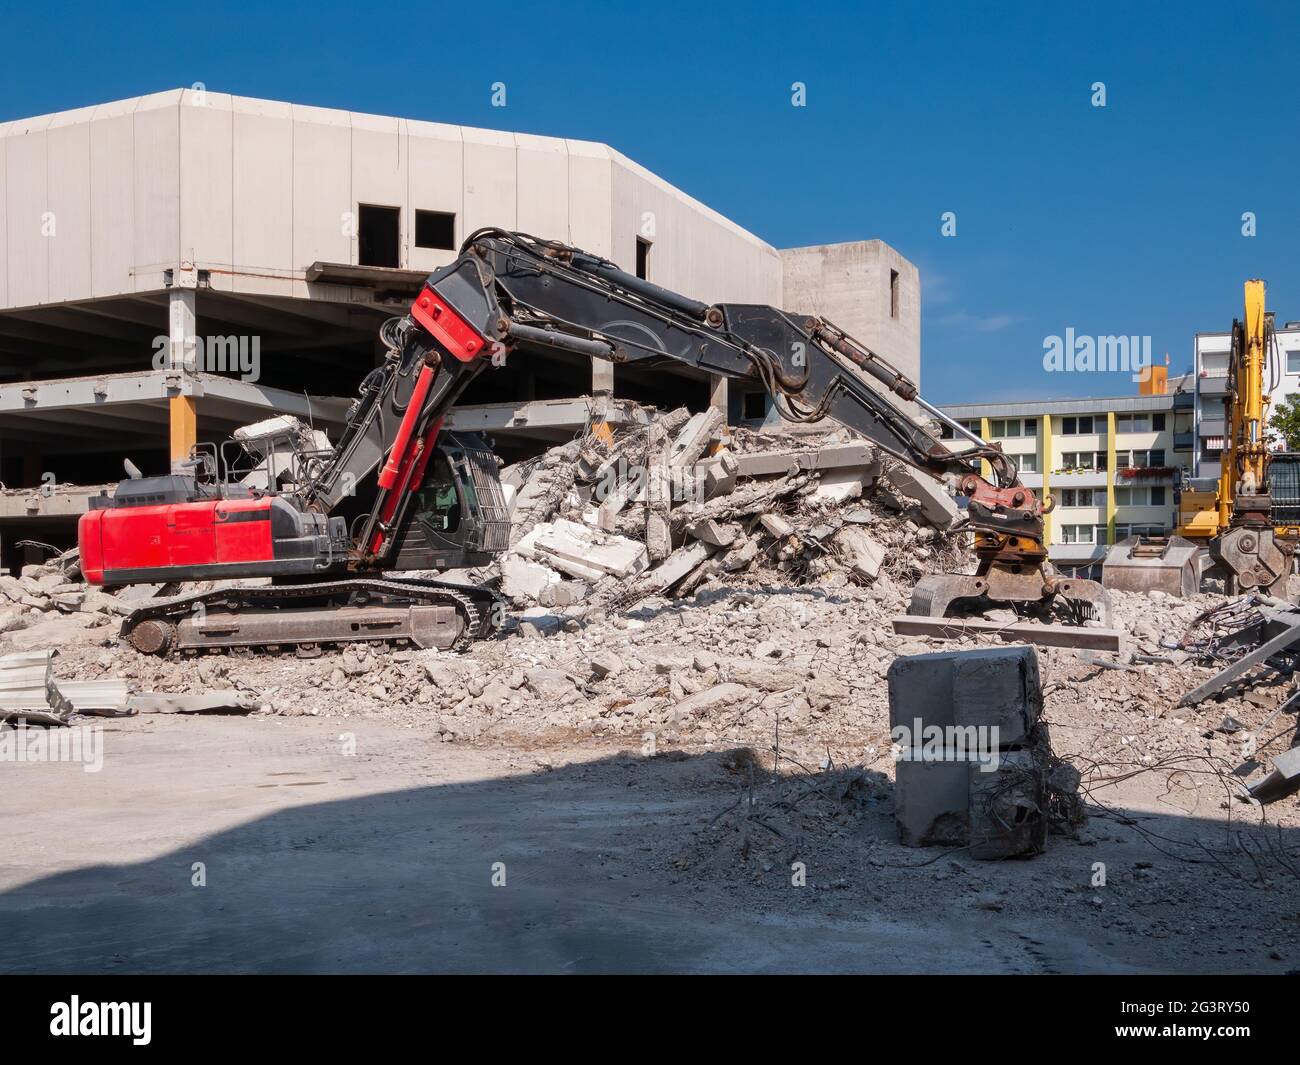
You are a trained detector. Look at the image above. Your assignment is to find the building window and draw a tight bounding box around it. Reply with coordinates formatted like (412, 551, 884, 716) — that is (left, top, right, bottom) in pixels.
(414, 210, 456, 251)
(1061, 488, 1103, 507)
(636, 238, 651, 280)
(1150, 485, 1166, 506)
(1017, 453, 1038, 474)
(890, 269, 900, 319)
(1116, 413, 1151, 433)
(1062, 415, 1096, 435)
(1287, 350, 1300, 375)
(990, 418, 1031, 438)
(1153, 412, 1166, 431)
(358, 204, 401, 268)
(1060, 451, 1107, 472)
(1061, 524, 1095, 544)
(742, 391, 769, 421)
(1095, 524, 1110, 546)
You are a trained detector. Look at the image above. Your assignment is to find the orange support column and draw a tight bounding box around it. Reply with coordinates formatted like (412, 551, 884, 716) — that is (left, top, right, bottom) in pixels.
(170, 395, 197, 465)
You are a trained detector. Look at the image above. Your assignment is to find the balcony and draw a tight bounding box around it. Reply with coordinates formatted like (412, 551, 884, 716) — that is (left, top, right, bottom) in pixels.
(1174, 431, 1194, 451)
(1116, 465, 1177, 482)
(1049, 469, 1108, 488)
(1172, 391, 1195, 410)
(1199, 417, 1226, 437)
(1199, 374, 1230, 396)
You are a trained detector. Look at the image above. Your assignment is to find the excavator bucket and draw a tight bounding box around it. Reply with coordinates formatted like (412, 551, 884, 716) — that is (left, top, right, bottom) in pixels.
(1102, 535, 1200, 598)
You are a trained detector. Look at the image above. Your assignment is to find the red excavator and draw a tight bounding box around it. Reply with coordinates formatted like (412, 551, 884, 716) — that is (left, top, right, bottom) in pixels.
(80, 229, 1109, 655)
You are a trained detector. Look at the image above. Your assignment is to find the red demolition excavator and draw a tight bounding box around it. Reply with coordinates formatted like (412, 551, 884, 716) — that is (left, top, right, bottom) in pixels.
(79, 229, 1109, 655)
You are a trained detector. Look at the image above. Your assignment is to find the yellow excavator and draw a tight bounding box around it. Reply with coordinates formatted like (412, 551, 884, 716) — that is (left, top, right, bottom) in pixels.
(1106, 279, 1295, 597)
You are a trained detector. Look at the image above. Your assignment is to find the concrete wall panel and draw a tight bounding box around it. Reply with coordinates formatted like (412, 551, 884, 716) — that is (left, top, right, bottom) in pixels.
(462, 128, 516, 237)
(232, 97, 293, 296)
(46, 120, 92, 302)
(292, 104, 351, 297)
(780, 241, 921, 386)
(516, 133, 568, 242)
(5, 123, 49, 308)
(179, 90, 234, 290)
(406, 119, 463, 275)
(566, 141, 612, 258)
(88, 110, 135, 298)
(131, 94, 181, 291)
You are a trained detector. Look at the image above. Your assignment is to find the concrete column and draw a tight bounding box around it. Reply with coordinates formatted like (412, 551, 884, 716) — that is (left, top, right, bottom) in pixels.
(1105, 411, 1117, 545)
(1042, 415, 1054, 548)
(168, 289, 198, 467)
(592, 357, 614, 396)
(709, 374, 729, 423)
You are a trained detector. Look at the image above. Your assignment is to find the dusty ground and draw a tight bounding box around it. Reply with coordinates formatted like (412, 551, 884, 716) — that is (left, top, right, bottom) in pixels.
(0, 713, 1294, 975)
(1, 579, 1298, 973)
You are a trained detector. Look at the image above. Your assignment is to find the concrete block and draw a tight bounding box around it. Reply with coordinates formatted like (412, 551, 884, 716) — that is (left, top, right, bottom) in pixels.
(833, 526, 885, 580)
(667, 409, 724, 468)
(698, 452, 739, 499)
(887, 646, 1042, 745)
(969, 750, 1048, 859)
(1248, 745, 1300, 804)
(895, 756, 972, 846)
(685, 518, 737, 547)
(811, 467, 867, 504)
(500, 555, 561, 601)
(884, 466, 959, 530)
(759, 513, 795, 539)
(650, 541, 716, 590)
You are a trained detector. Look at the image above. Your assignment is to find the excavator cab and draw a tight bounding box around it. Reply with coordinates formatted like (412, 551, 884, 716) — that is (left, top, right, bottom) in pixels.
(386, 431, 512, 572)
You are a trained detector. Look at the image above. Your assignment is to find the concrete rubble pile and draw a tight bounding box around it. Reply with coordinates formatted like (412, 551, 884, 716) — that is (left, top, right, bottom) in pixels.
(494, 403, 966, 622)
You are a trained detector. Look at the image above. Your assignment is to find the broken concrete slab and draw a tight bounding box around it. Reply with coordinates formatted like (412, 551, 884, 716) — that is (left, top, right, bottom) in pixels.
(673, 682, 752, 720)
(128, 692, 262, 714)
(890, 615, 1124, 653)
(833, 526, 885, 581)
(516, 518, 649, 582)
(647, 541, 717, 592)
(759, 513, 795, 539)
(883, 466, 959, 530)
(685, 518, 738, 548)
(731, 441, 879, 479)
(667, 408, 724, 468)
(811, 467, 868, 504)
(1247, 746, 1300, 804)
(500, 555, 561, 601)
(697, 452, 739, 500)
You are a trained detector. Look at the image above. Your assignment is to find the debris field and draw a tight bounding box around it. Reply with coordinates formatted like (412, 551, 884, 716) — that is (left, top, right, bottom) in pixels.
(2, 402, 1299, 972)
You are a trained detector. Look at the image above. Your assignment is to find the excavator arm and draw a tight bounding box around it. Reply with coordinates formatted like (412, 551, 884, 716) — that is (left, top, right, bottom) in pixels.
(349, 229, 1107, 622)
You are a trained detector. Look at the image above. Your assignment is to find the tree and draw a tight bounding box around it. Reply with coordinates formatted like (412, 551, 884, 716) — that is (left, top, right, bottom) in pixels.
(1271, 395, 1300, 451)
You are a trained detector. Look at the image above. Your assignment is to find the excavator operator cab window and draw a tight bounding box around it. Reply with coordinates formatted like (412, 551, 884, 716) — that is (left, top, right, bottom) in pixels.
(413, 450, 461, 534)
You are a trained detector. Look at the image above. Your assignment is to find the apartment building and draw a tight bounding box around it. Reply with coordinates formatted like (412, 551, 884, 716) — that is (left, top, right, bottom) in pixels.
(1193, 322, 1300, 479)
(941, 371, 1195, 576)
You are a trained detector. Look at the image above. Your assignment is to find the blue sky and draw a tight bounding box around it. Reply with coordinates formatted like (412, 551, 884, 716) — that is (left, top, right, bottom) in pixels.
(3, 0, 1297, 403)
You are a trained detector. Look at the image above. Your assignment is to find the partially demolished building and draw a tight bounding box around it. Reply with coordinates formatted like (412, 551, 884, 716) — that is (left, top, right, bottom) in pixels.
(0, 89, 920, 573)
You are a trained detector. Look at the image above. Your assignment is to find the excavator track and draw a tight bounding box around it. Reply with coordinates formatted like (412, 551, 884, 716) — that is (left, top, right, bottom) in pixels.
(119, 578, 503, 656)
